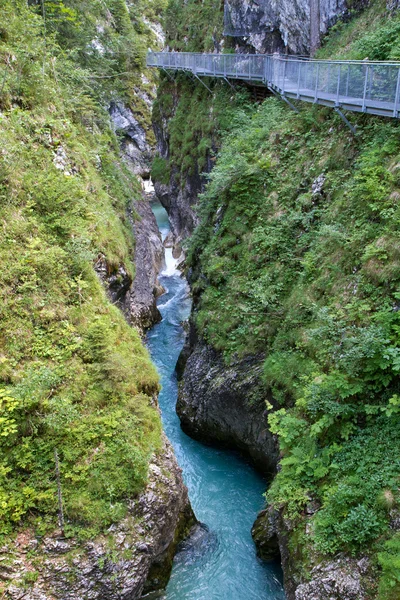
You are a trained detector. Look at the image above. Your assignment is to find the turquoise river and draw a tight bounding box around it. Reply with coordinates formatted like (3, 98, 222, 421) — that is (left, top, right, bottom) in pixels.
(146, 201, 285, 600)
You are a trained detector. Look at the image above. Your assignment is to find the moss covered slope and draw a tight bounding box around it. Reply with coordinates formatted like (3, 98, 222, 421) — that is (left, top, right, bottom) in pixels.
(0, 0, 166, 544)
(189, 98, 400, 598)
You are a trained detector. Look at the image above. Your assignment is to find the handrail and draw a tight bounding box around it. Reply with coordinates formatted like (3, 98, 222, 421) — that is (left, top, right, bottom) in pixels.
(150, 51, 400, 67)
(147, 51, 400, 119)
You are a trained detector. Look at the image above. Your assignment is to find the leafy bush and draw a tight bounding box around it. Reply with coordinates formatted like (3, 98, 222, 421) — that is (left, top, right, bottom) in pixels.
(318, 0, 400, 61)
(151, 155, 171, 184)
(165, 0, 224, 52)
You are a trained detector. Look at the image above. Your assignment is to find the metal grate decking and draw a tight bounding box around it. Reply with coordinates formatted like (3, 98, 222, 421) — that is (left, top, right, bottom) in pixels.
(147, 51, 400, 120)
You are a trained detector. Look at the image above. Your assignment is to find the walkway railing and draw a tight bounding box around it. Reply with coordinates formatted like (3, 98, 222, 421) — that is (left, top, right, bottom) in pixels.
(147, 51, 400, 119)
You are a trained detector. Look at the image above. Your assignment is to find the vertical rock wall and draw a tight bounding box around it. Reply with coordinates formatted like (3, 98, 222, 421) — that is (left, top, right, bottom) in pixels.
(106, 102, 166, 334)
(224, 0, 365, 55)
(176, 342, 279, 475)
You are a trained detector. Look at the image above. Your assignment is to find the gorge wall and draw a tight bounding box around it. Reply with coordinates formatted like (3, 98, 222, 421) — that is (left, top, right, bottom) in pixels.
(225, 0, 349, 54)
(176, 339, 278, 475)
(152, 1, 400, 599)
(0, 1, 195, 597)
(3, 437, 194, 600)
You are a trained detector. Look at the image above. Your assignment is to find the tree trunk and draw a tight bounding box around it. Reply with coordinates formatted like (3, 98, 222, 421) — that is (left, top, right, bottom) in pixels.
(54, 449, 65, 536)
(310, 0, 321, 56)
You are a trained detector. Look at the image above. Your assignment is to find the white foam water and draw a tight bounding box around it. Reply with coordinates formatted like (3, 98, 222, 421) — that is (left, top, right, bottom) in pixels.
(161, 247, 180, 277)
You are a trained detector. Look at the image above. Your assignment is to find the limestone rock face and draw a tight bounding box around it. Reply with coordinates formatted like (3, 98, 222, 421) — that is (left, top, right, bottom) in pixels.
(107, 101, 165, 334)
(252, 505, 376, 600)
(95, 193, 164, 334)
(176, 341, 278, 474)
(126, 195, 165, 332)
(224, 0, 363, 55)
(153, 169, 202, 243)
(251, 508, 280, 561)
(1, 437, 195, 600)
(294, 557, 372, 600)
(110, 101, 152, 177)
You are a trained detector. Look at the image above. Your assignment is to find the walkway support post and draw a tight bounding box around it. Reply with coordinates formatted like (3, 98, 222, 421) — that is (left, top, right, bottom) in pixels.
(297, 61, 301, 99)
(336, 64, 341, 105)
(269, 87, 299, 113)
(282, 58, 287, 92)
(335, 107, 357, 134)
(272, 52, 279, 90)
(394, 68, 400, 117)
(362, 63, 370, 112)
(194, 73, 213, 95)
(223, 76, 235, 91)
(161, 67, 175, 82)
(314, 63, 320, 102)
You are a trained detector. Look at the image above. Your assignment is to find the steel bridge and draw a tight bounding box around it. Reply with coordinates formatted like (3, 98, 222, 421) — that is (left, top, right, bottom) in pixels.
(147, 51, 400, 123)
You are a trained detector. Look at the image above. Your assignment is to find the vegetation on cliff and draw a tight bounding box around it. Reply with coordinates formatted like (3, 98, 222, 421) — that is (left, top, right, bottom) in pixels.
(152, 0, 400, 597)
(164, 0, 223, 52)
(0, 0, 166, 545)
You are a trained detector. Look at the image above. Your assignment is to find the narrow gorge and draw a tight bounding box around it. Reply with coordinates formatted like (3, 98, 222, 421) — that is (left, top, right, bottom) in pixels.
(146, 200, 284, 598)
(1, 1, 400, 600)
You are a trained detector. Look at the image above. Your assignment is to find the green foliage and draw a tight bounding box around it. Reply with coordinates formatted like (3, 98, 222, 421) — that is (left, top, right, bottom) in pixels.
(165, 0, 224, 52)
(184, 82, 400, 578)
(317, 0, 400, 61)
(378, 533, 400, 600)
(0, 0, 162, 541)
(152, 76, 251, 185)
(151, 155, 171, 184)
(263, 352, 317, 405)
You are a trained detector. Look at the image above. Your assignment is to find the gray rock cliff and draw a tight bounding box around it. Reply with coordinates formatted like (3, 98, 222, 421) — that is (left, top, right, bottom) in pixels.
(224, 0, 367, 55)
(110, 102, 153, 178)
(94, 193, 165, 334)
(252, 505, 377, 600)
(154, 169, 201, 244)
(127, 195, 165, 332)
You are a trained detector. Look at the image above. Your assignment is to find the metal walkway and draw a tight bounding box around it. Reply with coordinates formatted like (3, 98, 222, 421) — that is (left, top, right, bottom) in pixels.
(147, 51, 400, 119)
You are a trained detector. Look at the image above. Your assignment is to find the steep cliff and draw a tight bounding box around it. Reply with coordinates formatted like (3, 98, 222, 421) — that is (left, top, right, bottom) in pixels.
(2, 436, 194, 600)
(95, 194, 165, 334)
(0, 0, 193, 597)
(151, 1, 400, 598)
(176, 341, 278, 474)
